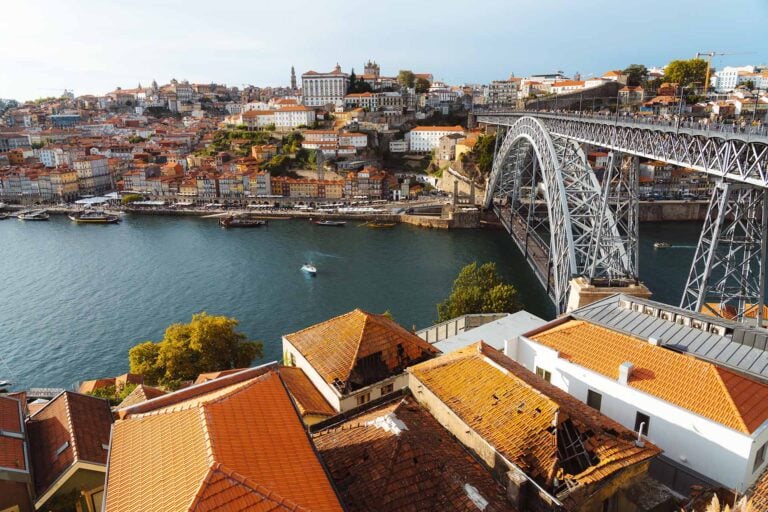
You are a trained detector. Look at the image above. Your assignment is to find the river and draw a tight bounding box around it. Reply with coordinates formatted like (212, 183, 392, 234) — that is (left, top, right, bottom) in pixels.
(0, 214, 702, 388)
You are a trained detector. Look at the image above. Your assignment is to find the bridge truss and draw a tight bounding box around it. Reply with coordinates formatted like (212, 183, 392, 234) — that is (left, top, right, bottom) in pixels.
(485, 117, 636, 313)
(481, 112, 768, 324)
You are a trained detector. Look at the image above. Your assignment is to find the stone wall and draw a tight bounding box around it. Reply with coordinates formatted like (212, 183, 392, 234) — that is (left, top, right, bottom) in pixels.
(639, 201, 708, 222)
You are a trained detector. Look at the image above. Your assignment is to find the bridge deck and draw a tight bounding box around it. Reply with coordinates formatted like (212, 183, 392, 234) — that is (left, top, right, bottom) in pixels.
(496, 206, 552, 297)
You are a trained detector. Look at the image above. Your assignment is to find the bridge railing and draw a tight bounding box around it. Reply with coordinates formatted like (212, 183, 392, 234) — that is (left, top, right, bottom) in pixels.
(475, 109, 768, 142)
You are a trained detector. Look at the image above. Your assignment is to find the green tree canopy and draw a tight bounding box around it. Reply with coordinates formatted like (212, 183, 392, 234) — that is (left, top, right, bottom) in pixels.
(437, 262, 523, 322)
(87, 383, 138, 406)
(415, 77, 431, 94)
(397, 70, 416, 88)
(128, 312, 263, 387)
(623, 64, 648, 87)
(122, 193, 144, 204)
(663, 59, 708, 88)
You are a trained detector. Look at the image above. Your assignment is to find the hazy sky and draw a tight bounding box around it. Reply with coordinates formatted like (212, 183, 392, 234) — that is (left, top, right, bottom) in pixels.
(1, 0, 767, 101)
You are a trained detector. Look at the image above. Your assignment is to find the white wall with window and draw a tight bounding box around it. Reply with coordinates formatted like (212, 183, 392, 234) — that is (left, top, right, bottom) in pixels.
(505, 334, 768, 492)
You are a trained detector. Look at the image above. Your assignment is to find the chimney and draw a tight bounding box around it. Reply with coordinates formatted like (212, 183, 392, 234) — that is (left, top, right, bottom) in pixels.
(648, 337, 660, 346)
(618, 362, 633, 384)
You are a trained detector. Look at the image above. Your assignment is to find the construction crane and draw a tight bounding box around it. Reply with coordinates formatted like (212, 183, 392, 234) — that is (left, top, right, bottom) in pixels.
(694, 51, 756, 91)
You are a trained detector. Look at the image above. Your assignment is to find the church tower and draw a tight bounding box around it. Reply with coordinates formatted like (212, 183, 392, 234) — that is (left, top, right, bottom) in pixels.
(291, 66, 297, 90)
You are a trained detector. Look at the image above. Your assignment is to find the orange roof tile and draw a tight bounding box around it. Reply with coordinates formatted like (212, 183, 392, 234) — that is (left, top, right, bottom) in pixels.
(115, 384, 167, 409)
(314, 396, 516, 512)
(284, 309, 439, 393)
(0, 396, 26, 472)
(279, 366, 336, 418)
(105, 366, 344, 512)
(411, 125, 465, 132)
(28, 392, 112, 496)
(409, 343, 659, 494)
(529, 320, 768, 433)
(751, 466, 768, 510)
(194, 368, 249, 385)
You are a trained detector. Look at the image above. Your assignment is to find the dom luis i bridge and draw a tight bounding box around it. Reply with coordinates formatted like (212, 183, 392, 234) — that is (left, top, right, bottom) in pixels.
(473, 109, 768, 324)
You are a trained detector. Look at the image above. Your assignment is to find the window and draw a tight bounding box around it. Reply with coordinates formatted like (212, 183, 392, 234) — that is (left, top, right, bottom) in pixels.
(356, 392, 371, 406)
(635, 412, 650, 436)
(587, 390, 602, 411)
(754, 443, 767, 472)
(535, 366, 551, 383)
(380, 383, 394, 396)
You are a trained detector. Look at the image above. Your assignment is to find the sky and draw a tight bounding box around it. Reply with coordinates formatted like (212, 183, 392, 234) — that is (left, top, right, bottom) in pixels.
(1, 0, 767, 101)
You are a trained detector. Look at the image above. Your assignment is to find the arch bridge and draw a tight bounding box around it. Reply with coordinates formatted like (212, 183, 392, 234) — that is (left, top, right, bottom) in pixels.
(477, 111, 768, 323)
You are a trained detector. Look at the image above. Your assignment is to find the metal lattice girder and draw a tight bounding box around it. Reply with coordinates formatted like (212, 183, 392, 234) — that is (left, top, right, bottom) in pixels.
(588, 152, 639, 281)
(479, 113, 768, 189)
(681, 181, 768, 323)
(486, 117, 633, 313)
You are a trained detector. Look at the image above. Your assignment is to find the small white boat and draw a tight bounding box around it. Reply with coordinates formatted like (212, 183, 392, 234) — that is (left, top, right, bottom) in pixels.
(18, 209, 50, 221)
(301, 263, 317, 276)
(653, 241, 671, 249)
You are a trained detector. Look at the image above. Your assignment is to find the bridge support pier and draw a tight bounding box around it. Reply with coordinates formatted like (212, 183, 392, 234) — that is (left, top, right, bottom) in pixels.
(566, 277, 652, 313)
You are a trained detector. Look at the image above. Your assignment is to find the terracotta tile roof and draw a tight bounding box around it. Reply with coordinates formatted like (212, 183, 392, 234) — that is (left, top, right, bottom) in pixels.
(284, 309, 439, 392)
(314, 396, 516, 512)
(750, 466, 768, 510)
(115, 384, 167, 409)
(529, 320, 768, 433)
(279, 366, 336, 418)
(79, 373, 143, 394)
(0, 396, 26, 472)
(105, 366, 344, 512)
(27, 392, 112, 496)
(411, 125, 465, 132)
(194, 368, 249, 385)
(409, 343, 659, 493)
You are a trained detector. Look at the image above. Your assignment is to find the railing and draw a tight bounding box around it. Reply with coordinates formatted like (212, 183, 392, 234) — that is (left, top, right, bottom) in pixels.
(476, 109, 768, 141)
(416, 313, 509, 344)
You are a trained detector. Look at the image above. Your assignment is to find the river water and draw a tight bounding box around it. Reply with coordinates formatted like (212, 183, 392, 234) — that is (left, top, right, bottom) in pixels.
(0, 214, 702, 388)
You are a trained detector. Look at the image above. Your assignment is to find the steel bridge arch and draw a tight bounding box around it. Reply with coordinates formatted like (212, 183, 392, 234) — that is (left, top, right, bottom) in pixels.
(485, 116, 632, 312)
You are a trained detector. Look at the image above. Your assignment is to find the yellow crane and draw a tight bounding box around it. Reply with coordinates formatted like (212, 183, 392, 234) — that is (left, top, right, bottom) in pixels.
(694, 51, 755, 91)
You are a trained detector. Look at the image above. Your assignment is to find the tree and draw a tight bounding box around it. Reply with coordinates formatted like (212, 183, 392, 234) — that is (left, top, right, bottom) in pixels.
(128, 312, 262, 387)
(415, 77, 431, 94)
(87, 383, 138, 406)
(128, 135, 146, 144)
(623, 64, 648, 87)
(397, 70, 416, 88)
(348, 71, 373, 94)
(663, 59, 708, 88)
(437, 262, 523, 322)
(121, 193, 144, 204)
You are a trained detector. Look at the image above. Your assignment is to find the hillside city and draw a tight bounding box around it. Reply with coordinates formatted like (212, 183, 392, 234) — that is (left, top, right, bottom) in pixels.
(2, 56, 768, 512)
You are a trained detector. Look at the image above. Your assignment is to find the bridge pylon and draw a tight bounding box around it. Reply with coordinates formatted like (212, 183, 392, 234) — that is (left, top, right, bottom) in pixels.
(681, 181, 768, 326)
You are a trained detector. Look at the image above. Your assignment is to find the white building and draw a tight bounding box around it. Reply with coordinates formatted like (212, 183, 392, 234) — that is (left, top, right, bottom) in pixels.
(506, 294, 768, 495)
(406, 125, 465, 153)
(713, 66, 760, 92)
(389, 140, 408, 153)
(302, 64, 349, 107)
(273, 106, 316, 130)
(551, 80, 585, 95)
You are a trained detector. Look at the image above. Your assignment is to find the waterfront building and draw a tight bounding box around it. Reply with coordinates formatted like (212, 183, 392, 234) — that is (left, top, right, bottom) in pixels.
(409, 342, 662, 511)
(313, 395, 517, 511)
(251, 171, 272, 197)
(488, 77, 520, 108)
(282, 309, 439, 413)
(27, 391, 113, 511)
(195, 172, 219, 199)
(344, 167, 389, 199)
(0, 396, 33, 512)
(106, 365, 344, 512)
(49, 166, 79, 202)
(302, 64, 349, 108)
(509, 294, 768, 494)
(406, 125, 465, 153)
(74, 155, 111, 195)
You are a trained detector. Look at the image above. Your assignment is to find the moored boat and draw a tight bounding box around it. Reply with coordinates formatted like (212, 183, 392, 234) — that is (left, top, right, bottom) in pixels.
(18, 209, 49, 221)
(219, 215, 267, 228)
(314, 220, 346, 227)
(366, 220, 396, 229)
(68, 210, 120, 223)
(301, 263, 317, 276)
(0, 212, 9, 220)
(653, 241, 671, 249)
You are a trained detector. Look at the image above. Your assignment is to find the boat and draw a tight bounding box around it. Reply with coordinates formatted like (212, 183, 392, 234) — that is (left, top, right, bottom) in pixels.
(68, 210, 120, 224)
(313, 220, 347, 227)
(219, 215, 267, 228)
(17, 209, 49, 221)
(366, 221, 396, 229)
(0, 202, 6, 210)
(0, 213, 9, 220)
(653, 241, 671, 249)
(301, 263, 317, 276)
